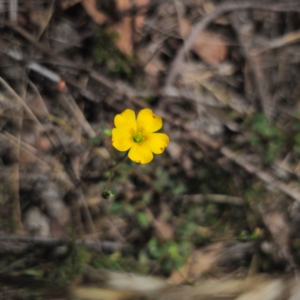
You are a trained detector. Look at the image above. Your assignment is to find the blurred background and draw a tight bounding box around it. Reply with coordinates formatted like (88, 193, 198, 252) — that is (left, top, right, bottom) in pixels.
(1, 0, 300, 299)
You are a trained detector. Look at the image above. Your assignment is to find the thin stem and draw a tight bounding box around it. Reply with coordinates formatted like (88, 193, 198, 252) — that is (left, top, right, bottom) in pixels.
(103, 153, 128, 194)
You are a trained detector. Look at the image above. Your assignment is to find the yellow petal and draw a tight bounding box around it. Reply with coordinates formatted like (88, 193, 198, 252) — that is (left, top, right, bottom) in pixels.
(112, 128, 133, 151)
(137, 108, 162, 133)
(114, 109, 137, 131)
(146, 133, 169, 154)
(128, 143, 153, 164)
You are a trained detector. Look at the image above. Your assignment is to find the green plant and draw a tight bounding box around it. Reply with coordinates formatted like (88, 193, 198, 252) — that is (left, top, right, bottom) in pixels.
(154, 167, 186, 195)
(245, 114, 286, 164)
(46, 244, 90, 285)
(92, 252, 141, 273)
(92, 29, 135, 80)
(147, 238, 191, 273)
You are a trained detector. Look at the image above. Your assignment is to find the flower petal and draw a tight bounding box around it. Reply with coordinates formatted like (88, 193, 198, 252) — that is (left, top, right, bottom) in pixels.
(137, 108, 162, 133)
(146, 133, 169, 154)
(114, 109, 137, 131)
(112, 128, 134, 151)
(128, 143, 153, 164)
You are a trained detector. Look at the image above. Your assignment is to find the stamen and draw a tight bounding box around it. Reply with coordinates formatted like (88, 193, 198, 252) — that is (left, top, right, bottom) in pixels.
(133, 130, 145, 143)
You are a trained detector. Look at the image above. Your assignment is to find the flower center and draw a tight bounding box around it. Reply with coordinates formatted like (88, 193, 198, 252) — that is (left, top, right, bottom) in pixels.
(132, 130, 145, 143)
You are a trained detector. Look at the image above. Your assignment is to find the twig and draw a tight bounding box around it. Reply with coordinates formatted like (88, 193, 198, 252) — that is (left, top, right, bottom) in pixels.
(258, 206, 297, 270)
(0, 18, 155, 101)
(0, 235, 128, 253)
(0, 18, 218, 105)
(60, 93, 96, 138)
(0, 18, 61, 59)
(174, 194, 245, 206)
(0, 18, 128, 94)
(27, 61, 61, 83)
(230, 13, 271, 118)
(0, 77, 25, 233)
(0, 77, 44, 130)
(49, 114, 106, 241)
(1, 132, 49, 169)
(103, 152, 128, 194)
(251, 29, 300, 56)
(48, 114, 110, 160)
(163, 1, 300, 90)
(9, 0, 17, 23)
(220, 147, 300, 203)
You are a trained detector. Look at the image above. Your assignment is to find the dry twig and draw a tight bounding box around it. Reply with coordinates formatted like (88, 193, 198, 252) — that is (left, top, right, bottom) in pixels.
(0, 234, 128, 253)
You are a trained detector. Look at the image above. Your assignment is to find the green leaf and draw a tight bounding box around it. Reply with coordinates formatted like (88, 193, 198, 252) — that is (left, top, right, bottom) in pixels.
(137, 212, 151, 229)
(148, 238, 162, 259)
(104, 129, 112, 137)
(167, 243, 179, 259)
(173, 183, 186, 195)
(109, 202, 123, 213)
(89, 136, 102, 145)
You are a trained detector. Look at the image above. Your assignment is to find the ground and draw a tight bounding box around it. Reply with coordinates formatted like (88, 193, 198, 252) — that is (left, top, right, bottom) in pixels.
(0, 0, 300, 299)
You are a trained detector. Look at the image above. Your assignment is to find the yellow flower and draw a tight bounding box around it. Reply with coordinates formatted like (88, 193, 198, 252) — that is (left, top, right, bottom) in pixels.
(112, 108, 169, 164)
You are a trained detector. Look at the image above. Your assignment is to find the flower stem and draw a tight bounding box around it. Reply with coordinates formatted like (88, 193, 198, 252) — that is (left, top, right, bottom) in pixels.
(102, 153, 128, 198)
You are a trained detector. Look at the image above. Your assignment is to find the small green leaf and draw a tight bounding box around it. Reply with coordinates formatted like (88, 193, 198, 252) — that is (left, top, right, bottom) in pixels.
(104, 129, 112, 137)
(148, 238, 161, 259)
(89, 136, 102, 145)
(137, 212, 150, 229)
